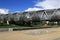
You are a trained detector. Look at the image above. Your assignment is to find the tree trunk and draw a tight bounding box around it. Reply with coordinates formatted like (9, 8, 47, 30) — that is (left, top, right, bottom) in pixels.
(7, 20, 9, 25)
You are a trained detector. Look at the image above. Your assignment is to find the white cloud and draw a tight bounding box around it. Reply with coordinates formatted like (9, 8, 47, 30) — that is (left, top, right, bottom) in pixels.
(14, 11, 23, 13)
(25, 7, 43, 12)
(35, 0, 60, 9)
(0, 9, 9, 14)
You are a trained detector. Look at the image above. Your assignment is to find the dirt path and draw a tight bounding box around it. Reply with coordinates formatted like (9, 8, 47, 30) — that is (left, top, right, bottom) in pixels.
(0, 28, 60, 40)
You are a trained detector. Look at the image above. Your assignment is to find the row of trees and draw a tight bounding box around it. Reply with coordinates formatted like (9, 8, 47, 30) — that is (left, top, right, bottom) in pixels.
(0, 8, 60, 26)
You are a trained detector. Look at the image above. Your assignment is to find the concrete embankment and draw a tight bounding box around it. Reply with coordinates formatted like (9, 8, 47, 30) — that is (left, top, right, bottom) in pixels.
(0, 27, 53, 32)
(0, 28, 13, 32)
(0, 27, 46, 32)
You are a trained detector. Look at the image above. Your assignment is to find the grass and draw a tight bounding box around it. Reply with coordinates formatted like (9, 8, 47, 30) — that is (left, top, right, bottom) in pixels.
(0, 23, 32, 28)
(0, 22, 60, 28)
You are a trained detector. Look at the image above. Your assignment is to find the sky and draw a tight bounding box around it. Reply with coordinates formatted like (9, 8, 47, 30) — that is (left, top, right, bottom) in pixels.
(0, 0, 60, 14)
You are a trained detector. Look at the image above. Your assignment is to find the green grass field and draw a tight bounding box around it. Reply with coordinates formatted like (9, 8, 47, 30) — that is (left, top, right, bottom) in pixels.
(0, 24, 31, 28)
(0, 22, 60, 28)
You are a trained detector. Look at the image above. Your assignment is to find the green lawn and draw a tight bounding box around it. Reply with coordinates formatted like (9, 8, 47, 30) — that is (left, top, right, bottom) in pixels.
(0, 24, 32, 28)
(0, 22, 60, 28)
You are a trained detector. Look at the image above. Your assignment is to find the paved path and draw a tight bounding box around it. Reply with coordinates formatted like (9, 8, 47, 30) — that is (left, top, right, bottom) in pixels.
(0, 28, 60, 40)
